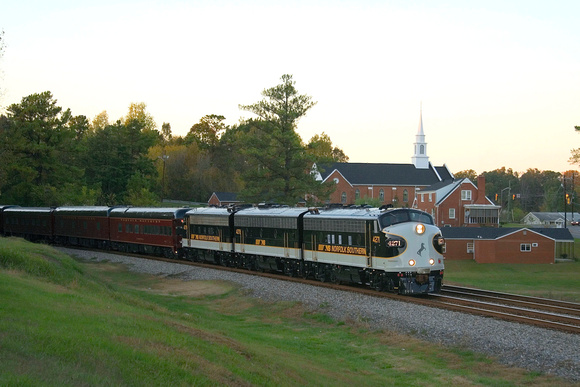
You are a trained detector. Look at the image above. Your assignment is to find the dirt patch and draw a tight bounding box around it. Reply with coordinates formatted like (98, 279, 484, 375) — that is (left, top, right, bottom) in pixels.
(148, 279, 233, 297)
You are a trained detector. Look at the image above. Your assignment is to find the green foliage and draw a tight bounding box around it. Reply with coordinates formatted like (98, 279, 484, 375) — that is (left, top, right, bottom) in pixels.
(0, 83, 344, 207)
(184, 114, 227, 149)
(0, 92, 87, 205)
(84, 119, 160, 204)
(237, 75, 333, 205)
(306, 132, 349, 163)
(454, 169, 478, 182)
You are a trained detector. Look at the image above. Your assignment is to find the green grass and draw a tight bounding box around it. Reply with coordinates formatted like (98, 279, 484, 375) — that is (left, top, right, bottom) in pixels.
(444, 248, 580, 302)
(0, 237, 574, 386)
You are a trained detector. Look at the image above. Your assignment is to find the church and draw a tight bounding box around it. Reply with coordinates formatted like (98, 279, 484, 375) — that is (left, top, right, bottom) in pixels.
(315, 110, 500, 227)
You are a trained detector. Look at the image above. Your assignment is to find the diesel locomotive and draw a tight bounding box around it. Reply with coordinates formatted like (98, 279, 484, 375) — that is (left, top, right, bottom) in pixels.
(182, 206, 445, 295)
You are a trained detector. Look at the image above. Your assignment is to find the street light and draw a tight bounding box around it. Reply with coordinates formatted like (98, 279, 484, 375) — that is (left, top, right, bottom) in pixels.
(158, 154, 169, 203)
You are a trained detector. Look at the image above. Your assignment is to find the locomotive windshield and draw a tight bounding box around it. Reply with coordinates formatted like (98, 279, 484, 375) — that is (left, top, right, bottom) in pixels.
(378, 209, 434, 228)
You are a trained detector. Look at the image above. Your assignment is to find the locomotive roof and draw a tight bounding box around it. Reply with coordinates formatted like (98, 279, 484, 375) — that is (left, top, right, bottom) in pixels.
(304, 207, 383, 221)
(54, 206, 115, 216)
(110, 207, 190, 219)
(185, 207, 232, 217)
(235, 207, 310, 218)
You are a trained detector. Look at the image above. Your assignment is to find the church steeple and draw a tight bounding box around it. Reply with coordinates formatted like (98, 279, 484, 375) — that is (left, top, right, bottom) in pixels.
(412, 104, 430, 169)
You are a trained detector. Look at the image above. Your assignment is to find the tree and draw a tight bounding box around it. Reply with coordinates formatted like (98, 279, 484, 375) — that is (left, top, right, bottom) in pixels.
(306, 132, 349, 164)
(0, 29, 5, 99)
(90, 111, 109, 132)
(238, 74, 331, 205)
(569, 125, 580, 166)
(84, 114, 160, 204)
(0, 91, 86, 205)
(161, 122, 172, 144)
(185, 114, 227, 150)
(519, 169, 561, 213)
(124, 102, 157, 132)
(454, 169, 478, 182)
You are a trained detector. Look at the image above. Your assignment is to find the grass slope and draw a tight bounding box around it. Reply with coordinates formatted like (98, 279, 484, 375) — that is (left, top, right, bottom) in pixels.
(0, 237, 573, 385)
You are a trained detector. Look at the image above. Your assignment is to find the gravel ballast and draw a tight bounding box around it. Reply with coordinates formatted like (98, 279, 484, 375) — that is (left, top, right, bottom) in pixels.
(60, 248, 580, 382)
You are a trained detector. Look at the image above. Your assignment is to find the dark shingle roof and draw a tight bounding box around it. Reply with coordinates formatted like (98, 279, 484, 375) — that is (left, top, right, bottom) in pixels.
(212, 192, 239, 202)
(441, 227, 573, 242)
(319, 163, 448, 186)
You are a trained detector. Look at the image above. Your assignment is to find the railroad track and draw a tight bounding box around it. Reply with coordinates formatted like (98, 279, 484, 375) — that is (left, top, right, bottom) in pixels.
(68, 248, 580, 335)
(426, 285, 580, 335)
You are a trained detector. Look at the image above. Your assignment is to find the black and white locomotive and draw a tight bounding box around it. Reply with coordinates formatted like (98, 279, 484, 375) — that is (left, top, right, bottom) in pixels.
(182, 206, 445, 295)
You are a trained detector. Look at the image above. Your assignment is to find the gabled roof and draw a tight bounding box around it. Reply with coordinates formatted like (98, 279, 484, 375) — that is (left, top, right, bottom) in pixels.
(441, 227, 574, 242)
(434, 165, 453, 181)
(524, 212, 580, 222)
(210, 192, 239, 202)
(319, 162, 450, 186)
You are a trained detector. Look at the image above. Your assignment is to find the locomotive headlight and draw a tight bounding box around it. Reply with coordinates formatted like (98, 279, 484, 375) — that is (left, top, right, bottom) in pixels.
(408, 259, 416, 266)
(429, 258, 435, 265)
(415, 224, 425, 235)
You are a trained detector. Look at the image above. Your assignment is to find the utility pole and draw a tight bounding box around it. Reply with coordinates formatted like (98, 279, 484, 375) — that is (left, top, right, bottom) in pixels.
(564, 176, 567, 228)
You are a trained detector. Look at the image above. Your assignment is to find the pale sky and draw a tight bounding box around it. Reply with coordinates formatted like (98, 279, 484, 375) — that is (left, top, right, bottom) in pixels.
(1, 0, 579, 175)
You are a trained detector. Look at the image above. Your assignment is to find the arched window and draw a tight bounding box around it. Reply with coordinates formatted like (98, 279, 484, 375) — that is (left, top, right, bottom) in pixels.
(355, 189, 360, 200)
(341, 192, 347, 203)
(403, 189, 409, 202)
(420, 145, 425, 154)
(379, 189, 384, 201)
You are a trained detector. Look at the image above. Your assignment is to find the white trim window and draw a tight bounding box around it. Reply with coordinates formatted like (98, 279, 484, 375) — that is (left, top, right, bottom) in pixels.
(449, 208, 455, 219)
(467, 242, 474, 253)
(520, 243, 531, 252)
(461, 190, 472, 200)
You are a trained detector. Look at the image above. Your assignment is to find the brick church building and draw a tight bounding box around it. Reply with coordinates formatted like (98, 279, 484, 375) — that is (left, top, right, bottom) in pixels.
(313, 110, 500, 227)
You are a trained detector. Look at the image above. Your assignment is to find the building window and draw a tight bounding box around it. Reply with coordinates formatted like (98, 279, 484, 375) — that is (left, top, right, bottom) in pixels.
(449, 208, 455, 219)
(355, 189, 360, 200)
(421, 194, 424, 202)
(379, 189, 384, 201)
(429, 193, 432, 202)
(461, 190, 472, 200)
(420, 144, 425, 154)
(403, 189, 408, 202)
(341, 192, 347, 203)
(467, 242, 474, 253)
(520, 243, 531, 252)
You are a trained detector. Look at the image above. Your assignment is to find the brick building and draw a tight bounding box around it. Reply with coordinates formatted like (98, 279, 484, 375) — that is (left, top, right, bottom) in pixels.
(315, 110, 500, 227)
(441, 227, 574, 263)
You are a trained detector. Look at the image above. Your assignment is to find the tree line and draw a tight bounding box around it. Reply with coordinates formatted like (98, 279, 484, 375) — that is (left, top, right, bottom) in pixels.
(0, 75, 347, 207)
(454, 168, 579, 221)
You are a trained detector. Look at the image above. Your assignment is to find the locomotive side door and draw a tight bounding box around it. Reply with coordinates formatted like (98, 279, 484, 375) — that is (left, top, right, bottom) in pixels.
(284, 232, 289, 258)
(236, 228, 245, 253)
(311, 234, 318, 261)
(365, 221, 372, 267)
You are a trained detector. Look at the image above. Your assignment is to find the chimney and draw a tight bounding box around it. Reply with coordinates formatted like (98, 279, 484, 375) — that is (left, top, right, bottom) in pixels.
(476, 175, 487, 204)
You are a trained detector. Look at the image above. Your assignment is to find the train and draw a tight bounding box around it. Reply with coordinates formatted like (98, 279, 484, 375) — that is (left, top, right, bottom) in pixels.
(1, 204, 445, 295)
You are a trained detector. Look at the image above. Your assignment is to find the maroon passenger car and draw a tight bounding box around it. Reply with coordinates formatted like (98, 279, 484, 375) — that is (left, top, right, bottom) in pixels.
(3, 207, 54, 242)
(53, 206, 115, 249)
(0, 205, 19, 236)
(109, 207, 189, 258)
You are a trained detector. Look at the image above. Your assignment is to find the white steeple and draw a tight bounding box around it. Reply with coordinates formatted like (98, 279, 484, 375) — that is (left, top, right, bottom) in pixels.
(411, 104, 430, 169)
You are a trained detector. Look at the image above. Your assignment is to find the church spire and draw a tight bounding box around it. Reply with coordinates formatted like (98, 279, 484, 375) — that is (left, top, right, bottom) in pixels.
(412, 104, 430, 169)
